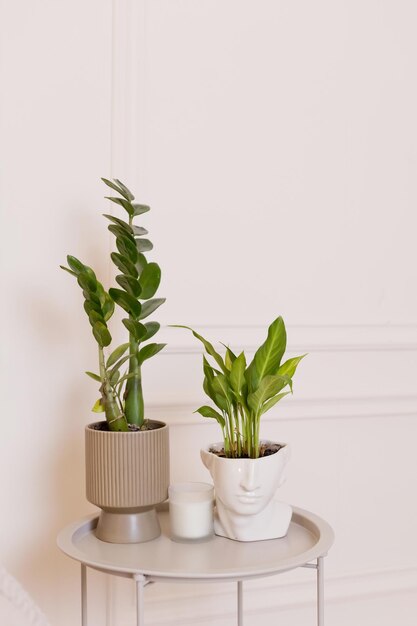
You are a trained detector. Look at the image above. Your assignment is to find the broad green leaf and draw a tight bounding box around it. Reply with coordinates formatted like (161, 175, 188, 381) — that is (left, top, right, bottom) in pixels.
(109, 288, 141, 318)
(103, 214, 133, 233)
(277, 354, 306, 378)
(139, 262, 161, 299)
(67, 255, 85, 274)
(137, 342, 166, 365)
(211, 374, 232, 404)
(229, 352, 247, 394)
(142, 321, 160, 341)
(102, 294, 115, 321)
(116, 274, 142, 297)
(106, 342, 130, 368)
(138, 298, 165, 320)
(132, 203, 150, 216)
(108, 224, 132, 240)
(260, 392, 290, 416)
(113, 179, 135, 201)
(102, 177, 132, 201)
(77, 272, 97, 292)
(85, 371, 102, 382)
(92, 321, 112, 347)
(105, 196, 134, 216)
(136, 253, 148, 274)
(88, 309, 104, 327)
(247, 374, 291, 414)
(122, 318, 147, 341)
(195, 406, 225, 428)
(224, 347, 235, 371)
(132, 225, 148, 236)
(116, 235, 138, 264)
(136, 238, 153, 253)
(92, 398, 105, 413)
(111, 252, 138, 278)
(246, 317, 287, 390)
(171, 326, 227, 373)
(84, 300, 101, 316)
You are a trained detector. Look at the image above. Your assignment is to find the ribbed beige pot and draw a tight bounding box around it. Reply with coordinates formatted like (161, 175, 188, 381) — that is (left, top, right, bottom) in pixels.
(85, 420, 169, 543)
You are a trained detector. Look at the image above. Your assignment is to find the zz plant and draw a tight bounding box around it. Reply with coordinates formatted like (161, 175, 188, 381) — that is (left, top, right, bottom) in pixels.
(175, 317, 305, 458)
(61, 178, 165, 432)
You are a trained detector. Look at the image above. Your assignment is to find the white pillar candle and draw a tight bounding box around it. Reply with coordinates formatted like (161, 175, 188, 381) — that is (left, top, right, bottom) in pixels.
(168, 482, 214, 542)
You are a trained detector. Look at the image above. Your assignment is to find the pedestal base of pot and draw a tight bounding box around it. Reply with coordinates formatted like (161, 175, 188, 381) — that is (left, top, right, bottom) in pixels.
(96, 507, 161, 544)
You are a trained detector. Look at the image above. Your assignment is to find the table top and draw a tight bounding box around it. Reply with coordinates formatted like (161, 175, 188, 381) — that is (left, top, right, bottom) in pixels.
(57, 504, 334, 582)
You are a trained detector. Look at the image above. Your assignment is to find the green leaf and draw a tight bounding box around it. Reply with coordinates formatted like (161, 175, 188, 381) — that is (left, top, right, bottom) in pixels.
(92, 321, 112, 347)
(110, 368, 120, 386)
(111, 252, 138, 278)
(142, 321, 160, 341)
(85, 371, 102, 382)
(103, 214, 133, 233)
(117, 372, 137, 387)
(171, 326, 227, 373)
(77, 272, 97, 293)
(139, 262, 161, 299)
(106, 342, 130, 368)
(102, 294, 115, 321)
(116, 235, 138, 264)
(247, 374, 291, 414)
(113, 179, 135, 201)
(84, 300, 101, 316)
(229, 352, 247, 395)
(66, 255, 85, 274)
(116, 274, 142, 297)
(88, 310, 104, 327)
(132, 203, 150, 216)
(138, 298, 165, 320)
(92, 398, 105, 413)
(109, 288, 141, 318)
(224, 347, 236, 371)
(246, 317, 287, 391)
(102, 177, 133, 201)
(260, 392, 290, 416)
(195, 406, 225, 428)
(108, 224, 132, 240)
(108, 353, 137, 378)
(60, 265, 77, 277)
(277, 354, 306, 378)
(122, 318, 147, 341)
(136, 238, 153, 253)
(132, 225, 148, 236)
(136, 253, 148, 273)
(211, 374, 232, 404)
(137, 342, 166, 365)
(105, 196, 134, 216)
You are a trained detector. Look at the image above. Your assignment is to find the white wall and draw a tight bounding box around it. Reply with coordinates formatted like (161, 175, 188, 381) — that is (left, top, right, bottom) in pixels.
(1, 1, 417, 625)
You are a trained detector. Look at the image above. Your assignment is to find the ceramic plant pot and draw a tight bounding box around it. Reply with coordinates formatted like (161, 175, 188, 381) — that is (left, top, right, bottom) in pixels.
(201, 441, 292, 542)
(85, 420, 169, 543)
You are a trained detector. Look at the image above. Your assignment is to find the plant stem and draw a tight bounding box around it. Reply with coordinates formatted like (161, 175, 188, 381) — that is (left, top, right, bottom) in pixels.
(98, 345, 128, 431)
(124, 326, 144, 427)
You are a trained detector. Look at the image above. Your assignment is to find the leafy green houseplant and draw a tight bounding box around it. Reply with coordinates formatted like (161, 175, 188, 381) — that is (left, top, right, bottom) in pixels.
(61, 178, 166, 431)
(61, 179, 169, 544)
(176, 316, 305, 541)
(175, 316, 304, 458)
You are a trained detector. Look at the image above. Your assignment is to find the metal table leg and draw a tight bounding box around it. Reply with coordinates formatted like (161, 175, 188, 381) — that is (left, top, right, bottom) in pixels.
(81, 564, 87, 626)
(237, 580, 243, 626)
(135, 574, 147, 626)
(317, 557, 324, 626)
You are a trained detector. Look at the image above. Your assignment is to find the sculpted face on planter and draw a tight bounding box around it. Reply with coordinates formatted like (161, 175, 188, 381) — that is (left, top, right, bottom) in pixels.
(201, 442, 292, 542)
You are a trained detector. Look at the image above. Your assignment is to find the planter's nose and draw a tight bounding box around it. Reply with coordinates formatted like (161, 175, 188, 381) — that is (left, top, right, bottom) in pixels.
(239, 462, 259, 492)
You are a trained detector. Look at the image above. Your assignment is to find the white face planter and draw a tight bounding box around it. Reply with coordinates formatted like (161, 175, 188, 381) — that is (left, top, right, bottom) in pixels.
(201, 442, 292, 542)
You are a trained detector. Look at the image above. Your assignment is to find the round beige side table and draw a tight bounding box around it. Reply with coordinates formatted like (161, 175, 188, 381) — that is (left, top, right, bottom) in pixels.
(57, 504, 334, 626)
